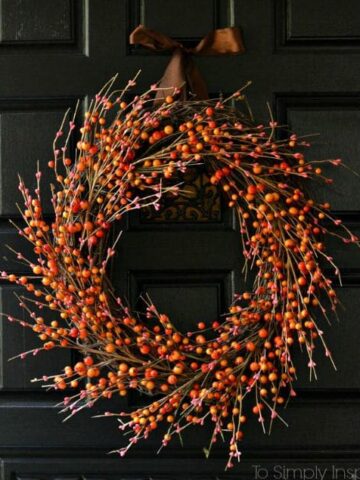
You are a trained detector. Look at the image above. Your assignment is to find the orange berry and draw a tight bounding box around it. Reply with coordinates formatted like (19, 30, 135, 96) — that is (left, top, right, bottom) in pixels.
(250, 362, 259, 372)
(105, 343, 116, 353)
(247, 185, 257, 195)
(164, 125, 174, 135)
(167, 375, 178, 385)
(246, 341, 256, 352)
(195, 335, 206, 345)
(140, 344, 150, 354)
(146, 381, 156, 391)
(84, 356, 94, 366)
(259, 328, 268, 338)
(265, 193, 274, 203)
(173, 364, 183, 375)
(119, 363, 129, 373)
(84, 221, 94, 231)
(32, 265, 42, 275)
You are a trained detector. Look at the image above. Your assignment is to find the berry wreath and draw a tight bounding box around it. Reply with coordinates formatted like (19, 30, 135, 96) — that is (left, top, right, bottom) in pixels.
(4, 74, 358, 470)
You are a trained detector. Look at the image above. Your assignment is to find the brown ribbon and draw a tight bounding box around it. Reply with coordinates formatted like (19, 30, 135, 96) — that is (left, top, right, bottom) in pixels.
(129, 25, 245, 104)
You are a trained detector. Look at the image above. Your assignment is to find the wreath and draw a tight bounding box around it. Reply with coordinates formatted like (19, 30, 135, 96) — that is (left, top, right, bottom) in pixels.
(4, 71, 358, 468)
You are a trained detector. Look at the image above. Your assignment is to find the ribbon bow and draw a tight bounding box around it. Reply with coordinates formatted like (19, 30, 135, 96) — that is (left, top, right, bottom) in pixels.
(129, 25, 245, 104)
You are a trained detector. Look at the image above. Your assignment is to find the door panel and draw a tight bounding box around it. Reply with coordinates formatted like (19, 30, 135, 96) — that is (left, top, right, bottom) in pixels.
(276, 95, 360, 211)
(0, 1, 359, 478)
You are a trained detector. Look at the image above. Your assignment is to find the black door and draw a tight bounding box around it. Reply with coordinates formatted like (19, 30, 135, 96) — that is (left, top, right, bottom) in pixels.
(1, 1, 360, 478)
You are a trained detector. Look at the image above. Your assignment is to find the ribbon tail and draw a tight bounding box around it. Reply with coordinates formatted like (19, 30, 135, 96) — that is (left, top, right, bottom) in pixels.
(194, 26, 245, 55)
(129, 24, 179, 51)
(154, 48, 187, 105)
